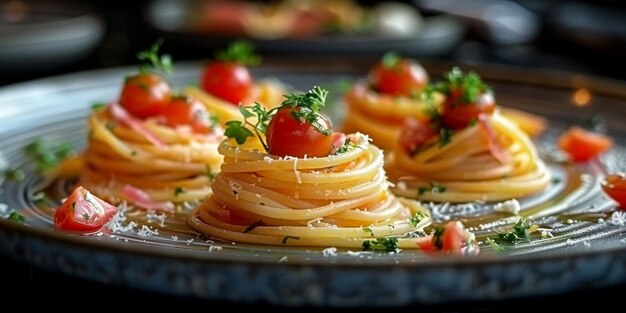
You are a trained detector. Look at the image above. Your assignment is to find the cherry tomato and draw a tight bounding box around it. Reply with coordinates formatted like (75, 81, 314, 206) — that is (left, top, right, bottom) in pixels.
(266, 107, 334, 158)
(369, 57, 428, 97)
(602, 173, 626, 209)
(119, 73, 172, 118)
(441, 89, 495, 129)
(201, 62, 253, 105)
(416, 221, 467, 255)
(557, 126, 613, 162)
(54, 186, 117, 233)
(161, 95, 214, 134)
(399, 118, 438, 154)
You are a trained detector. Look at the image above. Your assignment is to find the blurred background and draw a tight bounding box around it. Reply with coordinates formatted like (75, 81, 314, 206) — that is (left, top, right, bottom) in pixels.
(2, 0, 626, 85)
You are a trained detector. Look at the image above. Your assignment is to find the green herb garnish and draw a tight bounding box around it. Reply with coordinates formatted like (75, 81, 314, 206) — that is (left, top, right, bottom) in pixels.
(215, 41, 261, 66)
(224, 86, 332, 152)
(7, 211, 25, 223)
(137, 38, 173, 74)
(91, 102, 106, 111)
(24, 139, 74, 172)
(434, 67, 490, 106)
(3, 168, 25, 181)
(439, 127, 454, 147)
(282, 235, 300, 244)
(362, 237, 399, 252)
(485, 237, 505, 253)
(432, 226, 445, 250)
(492, 217, 532, 245)
(334, 137, 357, 155)
(381, 52, 400, 69)
(417, 182, 447, 196)
(409, 212, 425, 227)
(174, 187, 185, 197)
(244, 220, 265, 233)
(362, 226, 374, 236)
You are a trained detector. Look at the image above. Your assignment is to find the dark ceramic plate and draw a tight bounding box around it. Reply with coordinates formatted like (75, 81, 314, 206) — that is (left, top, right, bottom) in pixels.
(1, 60, 626, 307)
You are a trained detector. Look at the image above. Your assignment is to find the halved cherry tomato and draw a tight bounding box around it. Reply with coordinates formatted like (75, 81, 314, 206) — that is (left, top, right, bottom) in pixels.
(416, 221, 467, 255)
(119, 73, 172, 118)
(557, 126, 613, 162)
(54, 186, 117, 233)
(201, 62, 253, 105)
(266, 107, 334, 158)
(369, 56, 428, 97)
(399, 118, 438, 154)
(161, 95, 215, 134)
(602, 173, 626, 209)
(441, 89, 495, 129)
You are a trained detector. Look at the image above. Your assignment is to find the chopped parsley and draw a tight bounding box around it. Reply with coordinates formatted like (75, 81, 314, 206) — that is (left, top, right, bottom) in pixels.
(243, 220, 265, 233)
(136, 38, 173, 74)
(409, 211, 425, 227)
(417, 182, 447, 196)
(282, 235, 300, 244)
(205, 165, 217, 180)
(432, 226, 445, 250)
(583, 113, 605, 133)
(485, 237, 505, 253)
(7, 211, 25, 223)
(215, 40, 261, 66)
(362, 237, 399, 252)
(91, 102, 106, 111)
(3, 168, 25, 181)
(282, 86, 332, 136)
(551, 177, 561, 185)
(224, 120, 254, 145)
(362, 226, 374, 236)
(439, 127, 454, 147)
(381, 52, 400, 69)
(334, 137, 357, 155)
(24, 139, 74, 172)
(492, 217, 532, 244)
(174, 187, 185, 197)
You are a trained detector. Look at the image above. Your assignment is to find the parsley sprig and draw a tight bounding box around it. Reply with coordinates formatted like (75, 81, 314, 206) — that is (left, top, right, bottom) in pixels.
(433, 67, 490, 106)
(216, 41, 261, 66)
(224, 86, 332, 152)
(137, 39, 173, 74)
(25, 140, 74, 172)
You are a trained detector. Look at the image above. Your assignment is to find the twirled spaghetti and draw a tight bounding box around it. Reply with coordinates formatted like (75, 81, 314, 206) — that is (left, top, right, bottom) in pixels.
(78, 105, 223, 204)
(188, 133, 431, 248)
(386, 111, 550, 202)
(342, 83, 435, 150)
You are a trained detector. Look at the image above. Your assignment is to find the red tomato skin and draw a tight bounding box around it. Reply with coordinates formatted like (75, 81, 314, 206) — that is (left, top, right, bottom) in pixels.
(266, 107, 334, 158)
(161, 96, 213, 134)
(602, 173, 626, 209)
(201, 62, 253, 105)
(442, 221, 465, 255)
(558, 126, 613, 162)
(54, 186, 117, 233)
(441, 90, 495, 129)
(399, 118, 438, 154)
(119, 73, 172, 118)
(369, 58, 428, 96)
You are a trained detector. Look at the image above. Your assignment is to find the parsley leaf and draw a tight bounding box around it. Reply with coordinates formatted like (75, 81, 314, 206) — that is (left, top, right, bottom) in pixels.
(7, 211, 25, 223)
(492, 217, 532, 245)
(215, 41, 261, 66)
(137, 38, 174, 74)
(436, 67, 490, 106)
(409, 212, 425, 227)
(381, 52, 400, 69)
(281, 86, 331, 135)
(362, 237, 399, 252)
(362, 226, 374, 236)
(439, 127, 454, 147)
(174, 187, 185, 197)
(24, 139, 74, 172)
(417, 182, 446, 196)
(224, 121, 254, 144)
(3, 168, 25, 181)
(334, 137, 357, 155)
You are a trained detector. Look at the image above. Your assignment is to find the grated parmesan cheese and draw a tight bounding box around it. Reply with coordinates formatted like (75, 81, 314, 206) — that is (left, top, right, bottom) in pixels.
(208, 245, 223, 252)
(493, 199, 521, 215)
(609, 211, 626, 226)
(321, 247, 337, 257)
(171, 235, 179, 241)
(278, 256, 288, 263)
(137, 225, 159, 236)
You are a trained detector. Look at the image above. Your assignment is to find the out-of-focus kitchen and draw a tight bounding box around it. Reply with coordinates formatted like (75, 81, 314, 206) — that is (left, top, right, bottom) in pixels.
(2, 0, 626, 310)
